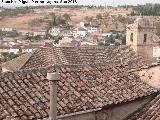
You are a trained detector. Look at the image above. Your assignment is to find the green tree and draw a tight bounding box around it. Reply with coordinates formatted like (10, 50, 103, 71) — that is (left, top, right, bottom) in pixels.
(105, 34, 115, 44)
(96, 13, 102, 19)
(48, 19, 56, 27)
(53, 35, 62, 44)
(48, 15, 67, 27)
(55, 16, 66, 25)
(34, 35, 41, 41)
(131, 4, 160, 16)
(0, 30, 8, 38)
(29, 18, 44, 26)
(49, 12, 56, 19)
(8, 30, 19, 37)
(63, 13, 71, 21)
(1, 53, 19, 63)
(85, 16, 93, 23)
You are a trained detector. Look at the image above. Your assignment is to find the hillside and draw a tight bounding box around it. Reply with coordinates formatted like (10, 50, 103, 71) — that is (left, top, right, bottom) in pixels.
(0, 8, 130, 31)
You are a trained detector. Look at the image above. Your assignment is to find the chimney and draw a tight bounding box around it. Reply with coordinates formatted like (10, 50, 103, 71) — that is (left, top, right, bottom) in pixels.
(47, 72, 60, 120)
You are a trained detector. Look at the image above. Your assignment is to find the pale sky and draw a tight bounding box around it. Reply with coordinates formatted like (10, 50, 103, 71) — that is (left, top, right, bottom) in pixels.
(0, 0, 160, 8)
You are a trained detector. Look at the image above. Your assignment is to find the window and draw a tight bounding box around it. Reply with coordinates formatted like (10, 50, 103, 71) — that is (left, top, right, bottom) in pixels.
(130, 33, 133, 42)
(144, 34, 147, 43)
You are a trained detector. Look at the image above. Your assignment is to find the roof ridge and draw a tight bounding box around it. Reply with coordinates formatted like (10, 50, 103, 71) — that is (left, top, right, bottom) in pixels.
(21, 47, 55, 69)
(19, 49, 37, 69)
(0, 63, 127, 78)
(54, 47, 69, 64)
(1, 45, 147, 72)
(2, 51, 34, 71)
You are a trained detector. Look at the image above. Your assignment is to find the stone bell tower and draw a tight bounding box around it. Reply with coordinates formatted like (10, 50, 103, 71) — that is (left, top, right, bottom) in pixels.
(126, 17, 160, 64)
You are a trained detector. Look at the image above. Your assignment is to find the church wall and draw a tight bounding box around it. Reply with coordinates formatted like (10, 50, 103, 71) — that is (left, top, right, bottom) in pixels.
(137, 45, 156, 64)
(136, 29, 154, 45)
(126, 18, 160, 64)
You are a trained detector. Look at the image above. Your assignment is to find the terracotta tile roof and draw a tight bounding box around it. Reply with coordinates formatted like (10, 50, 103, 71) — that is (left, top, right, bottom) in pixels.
(2, 46, 147, 71)
(0, 64, 158, 120)
(127, 94, 160, 120)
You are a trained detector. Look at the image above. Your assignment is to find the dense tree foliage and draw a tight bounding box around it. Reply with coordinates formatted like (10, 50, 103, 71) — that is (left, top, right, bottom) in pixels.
(53, 35, 63, 44)
(96, 13, 102, 19)
(63, 13, 71, 21)
(0, 30, 19, 38)
(1, 53, 20, 63)
(0, 53, 19, 72)
(131, 4, 160, 16)
(29, 18, 44, 26)
(24, 35, 42, 41)
(99, 31, 126, 46)
(84, 16, 93, 27)
(48, 13, 70, 27)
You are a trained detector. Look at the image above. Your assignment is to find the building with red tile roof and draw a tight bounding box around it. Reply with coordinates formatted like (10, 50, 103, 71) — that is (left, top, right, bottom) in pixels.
(0, 64, 158, 120)
(2, 46, 147, 72)
(126, 94, 160, 120)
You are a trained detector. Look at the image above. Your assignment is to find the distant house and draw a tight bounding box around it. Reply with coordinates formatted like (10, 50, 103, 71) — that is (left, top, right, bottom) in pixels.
(0, 45, 20, 54)
(0, 46, 10, 53)
(33, 30, 47, 37)
(102, 32, 112, 37)
(67, 32, 74, 38)
(17, 29, 30, 36)
(73, 27, 87, 38)
(88, 27, 98, 33)
(1, 27, 13, 32)
(21, 46, 35, 53)
(3, 37, 15, 42)
(8, 41, 17, 46)
(63, 31, 74, 38)
(80, 22, 85, 27)
(49, 27, 61, 36)
(80, 22, 87, 29)
(59, 37, 73, 47)
(81, 41, 97, 46)
(115, 39, 122, 45)
(21, 44, 42, 53)
(9, 45, 21, 54)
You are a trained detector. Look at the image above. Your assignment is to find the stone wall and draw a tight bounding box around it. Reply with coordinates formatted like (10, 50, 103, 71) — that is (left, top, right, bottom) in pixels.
(136, 45, 158, 64)
(61, 96, 153, 120)
(126, 28, 139, 50)
(126, 26, 160, 64)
